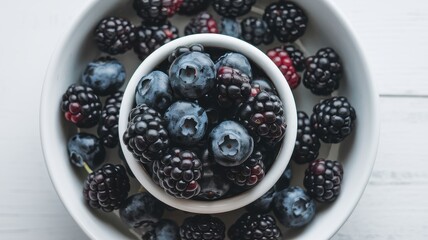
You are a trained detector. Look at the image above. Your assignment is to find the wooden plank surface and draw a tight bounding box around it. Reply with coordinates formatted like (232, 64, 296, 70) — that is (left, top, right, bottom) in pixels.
(1, 0, 427, 239)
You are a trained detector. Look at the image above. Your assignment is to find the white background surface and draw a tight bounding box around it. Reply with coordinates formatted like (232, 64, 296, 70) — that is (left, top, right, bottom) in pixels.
(1, 0, 427, 239)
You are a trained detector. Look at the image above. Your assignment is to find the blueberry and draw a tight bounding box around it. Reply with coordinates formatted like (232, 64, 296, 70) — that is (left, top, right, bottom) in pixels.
(246, 188, 275, 213)
(198, 149, 230, 200)
(119, 192, 165, 229)
(209, 121, 254, 167)
(67, 133, 105, 169)
(252, 79, 275, 93)
(274, 163, 292, 191)
(273, 186, 316, 228)
(142, 219, 180, 240)
(221, 18, 241, 38)
(164, 101, 208, 145)
(81, 57, 125, 96)
(135, 71, 173, 112)
(215, 52, 252, 78)
(169, 52, 216, 99)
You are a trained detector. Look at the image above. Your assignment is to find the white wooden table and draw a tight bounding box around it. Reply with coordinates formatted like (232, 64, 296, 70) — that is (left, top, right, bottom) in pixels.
(1, 0, 427, 239)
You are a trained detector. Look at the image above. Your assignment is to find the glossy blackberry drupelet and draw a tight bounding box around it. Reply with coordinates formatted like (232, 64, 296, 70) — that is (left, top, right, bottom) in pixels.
(241, 17, 274, 46)
(216, 66, 252, 108)
(185, 12, 219, 35)
(67, 133, 105, 169)
(246, 187, 275, 213)
(273, 186, 316, 228)
(123, 104, 170, 164)
(283, 45, 305, 72)
(119, 192, 165, 228)
(98, 91, 123, 148)
(168, 44, 204, 63)
(81, 57, 126, 96)
(225, 150, 265, 189)
(238, 89, 286, 145)
(209, 121, 254, 167)
(267, 47, 301, 89)
(179, 0, 211, 15)
(135, 71, 173, 112)
(221, 18, 241, 38)
(61, 84, 102, 128)
(180, 215, 226, 240)
(311, 96, 356, 143)
(304, 159, 344, 202)
(142, 219, 180, 240)
(292, 111, 320, 164)
(134, 22, 179, 60)
(303, 47, 343, 95)
(228, 213, 281, 240)
(83, 164, 130, 212)
(263, 1, 308, 43)
(133, 0, 183, 25)
(94, 17, 136, 55)
(212, 0, 256, 18)
(153, 148, 203, 199)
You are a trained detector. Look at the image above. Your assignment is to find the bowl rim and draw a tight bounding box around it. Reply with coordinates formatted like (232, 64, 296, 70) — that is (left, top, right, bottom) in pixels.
(118, 33, 298, 214)
(39, 0, 381, 239)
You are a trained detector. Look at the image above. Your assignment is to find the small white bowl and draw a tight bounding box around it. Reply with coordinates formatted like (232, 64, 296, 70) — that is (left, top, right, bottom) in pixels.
(118, 34, 298, 214)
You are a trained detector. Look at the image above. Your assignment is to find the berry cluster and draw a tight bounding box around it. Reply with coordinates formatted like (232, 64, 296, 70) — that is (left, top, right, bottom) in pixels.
(123, 47, 287, 201)
(59, 0, 360, 238)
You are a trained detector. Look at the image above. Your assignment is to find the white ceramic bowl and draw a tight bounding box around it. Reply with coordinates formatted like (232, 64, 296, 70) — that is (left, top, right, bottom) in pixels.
(118, 34, 298, 214)
(40, 0, 379, 239)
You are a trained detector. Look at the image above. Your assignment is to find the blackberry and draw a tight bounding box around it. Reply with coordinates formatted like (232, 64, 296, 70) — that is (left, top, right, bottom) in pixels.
(228, 213, 281, 240)
(216, 66, 252, 108)
(263, 1, 308, 43)
(133, 0, 183, 25)
(185, 12, 219, 35)
(180, 215, 225, 240)
(283, 45, 305, 71)
(123, 104, 170, 164)
(241, 17, 274, 46)
(267, 47, 301, 89)
(61, 84, 102, 128)
(98, 91, 123, 148)
(212, 0, 256, 18)
(238, 89, 286, 145)
(168, 44, 204, 63)
(292, 111, 320, 164)
(303, 47, 343, 95)
(179, 0, 211, 15)
(225, 150, 265, 188)
(304, 159, 344, 202)
(94, 17, 136, 55)
(153, 148, 203, 199)
(134, 22, 179, 60)
(83, 164, 130, 212)
(311, 96, 356, 143)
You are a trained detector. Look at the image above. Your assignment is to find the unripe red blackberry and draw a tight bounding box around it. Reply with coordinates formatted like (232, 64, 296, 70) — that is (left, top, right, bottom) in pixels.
(267, 47, 301, 89)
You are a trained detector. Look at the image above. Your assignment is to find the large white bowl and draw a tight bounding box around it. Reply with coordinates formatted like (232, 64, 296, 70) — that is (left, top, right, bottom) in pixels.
(40, 0, 379, 239)
(118, 34, 298, 214)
